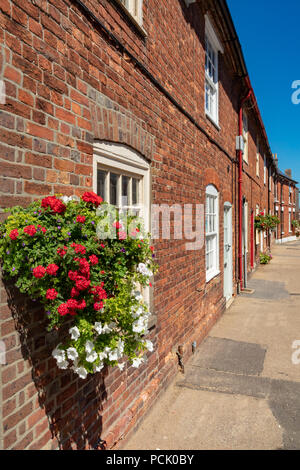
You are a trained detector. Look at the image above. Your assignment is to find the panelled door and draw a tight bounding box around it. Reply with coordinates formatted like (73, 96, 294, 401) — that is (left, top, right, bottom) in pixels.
(224, 203, 233, 302)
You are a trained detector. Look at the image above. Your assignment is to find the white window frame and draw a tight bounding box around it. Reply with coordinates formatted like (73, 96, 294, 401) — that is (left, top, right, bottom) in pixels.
(264, 208, 267, 238)
(205, 184, 220, 283)
(264, 155, 267, 185)
(93, 141, 150, 231)
(289, 210, 292, 232)
(242, 111, 248, 164)
(117, 0, 143, 26)
(204, 15, 223, 127)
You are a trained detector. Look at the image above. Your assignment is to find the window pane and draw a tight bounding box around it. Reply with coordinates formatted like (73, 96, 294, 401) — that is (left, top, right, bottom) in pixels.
(122, 175, 129, 206)
(132, 178, 139, 205)
(110, 173, 118, 206)
(97, 170, 106, 200)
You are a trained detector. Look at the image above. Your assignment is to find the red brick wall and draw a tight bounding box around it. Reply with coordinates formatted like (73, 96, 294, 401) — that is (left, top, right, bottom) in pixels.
(0, 0, 276, 449)
(277, 181, 297, 240)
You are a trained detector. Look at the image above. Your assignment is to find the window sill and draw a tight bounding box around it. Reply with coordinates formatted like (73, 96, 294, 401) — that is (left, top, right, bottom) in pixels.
(206, 269, 220, 284)
(113, 0, 147, 38)
(205, 113, 221, 131)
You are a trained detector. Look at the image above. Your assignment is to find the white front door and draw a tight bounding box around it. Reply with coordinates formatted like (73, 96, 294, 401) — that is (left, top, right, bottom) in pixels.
(224, 204, 233, 302)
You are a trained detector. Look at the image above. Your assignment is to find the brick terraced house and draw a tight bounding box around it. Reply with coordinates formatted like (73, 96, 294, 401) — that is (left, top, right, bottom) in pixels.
(0, 0, 298, 449)
(273, 161, 298, 244)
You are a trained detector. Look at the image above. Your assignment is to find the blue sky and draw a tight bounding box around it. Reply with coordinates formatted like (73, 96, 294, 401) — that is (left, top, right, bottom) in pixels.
(227, 0, 300, 184)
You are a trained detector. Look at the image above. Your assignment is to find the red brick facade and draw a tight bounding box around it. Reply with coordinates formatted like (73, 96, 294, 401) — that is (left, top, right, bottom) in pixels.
(0, 0, 298, 449)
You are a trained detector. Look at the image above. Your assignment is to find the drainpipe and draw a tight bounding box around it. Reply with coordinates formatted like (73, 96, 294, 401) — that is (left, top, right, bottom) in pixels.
(250, 209, 254, 269)
(238, 89, 252, 290)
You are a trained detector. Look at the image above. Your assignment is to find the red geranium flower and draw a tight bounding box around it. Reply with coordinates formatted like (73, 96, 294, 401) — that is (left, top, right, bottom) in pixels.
(76, 215, 86, 224)
(46, 289, 58, 300)
(81, 191, 102, 207)
(68, 270, 79, 281)
(71, 243, 86, 255)
(78, 258, 90, 277)
(9, 229, 19, 240)
(66, 298, 79, 309)
(46, 264, 59, 276)
(89, 255, 98, 265)
(92, 285, 107, 300)
(33, 266, 46, 278)
(77, 299, 86, 310)
(41, 196, 66, 214)
(57, 246, 68, 257)
(58, 303, 69, 316)
(75, 277, 91, 291)
(37, 224, 47, 234)
(118, 231, 127, 240)
(70, 287, 80, 298)
(24, 225, 37, 237)
(94, 302, 104, 311)
(113, 221, 123, 229)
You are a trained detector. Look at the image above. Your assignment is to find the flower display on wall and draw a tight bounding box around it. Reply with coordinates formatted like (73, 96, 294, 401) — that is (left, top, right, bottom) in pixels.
(0, 192, 157, 379)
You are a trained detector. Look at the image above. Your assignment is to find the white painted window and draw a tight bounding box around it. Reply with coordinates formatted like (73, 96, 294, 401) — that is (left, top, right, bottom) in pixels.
(93, 141, 150, 231)
(264, 155, 267, 185)
(242, 111, 248, 164)
(269, 168, 272, 192)
(289, 211, 292, 232)
(118, 0, 143, 25)
(289, 186, 292, 204)
(264, 208, 267, 238)
(256, 138, 260, 177)
(205, 184, 219, 282)
(204, 16, 223, 126)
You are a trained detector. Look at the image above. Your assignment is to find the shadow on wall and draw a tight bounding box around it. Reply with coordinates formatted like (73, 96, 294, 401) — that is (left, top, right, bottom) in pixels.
(4, 280, 108, 450)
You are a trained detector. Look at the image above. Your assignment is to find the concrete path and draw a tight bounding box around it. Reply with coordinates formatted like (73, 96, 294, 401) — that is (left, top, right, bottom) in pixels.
(123, 241, 300, 450)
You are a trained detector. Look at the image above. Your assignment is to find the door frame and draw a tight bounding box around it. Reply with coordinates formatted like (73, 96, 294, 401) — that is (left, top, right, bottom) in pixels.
(224, 202, 233, 303)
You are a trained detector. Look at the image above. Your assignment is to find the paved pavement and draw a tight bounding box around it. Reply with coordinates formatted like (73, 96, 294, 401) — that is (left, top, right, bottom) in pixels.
(123, 241, 300, 450)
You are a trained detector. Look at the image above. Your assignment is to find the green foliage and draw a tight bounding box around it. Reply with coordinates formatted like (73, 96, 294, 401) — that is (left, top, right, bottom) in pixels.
(259, 252, 272, 264)
(0, 193, 158, 378)
(255, 213, 280, 231)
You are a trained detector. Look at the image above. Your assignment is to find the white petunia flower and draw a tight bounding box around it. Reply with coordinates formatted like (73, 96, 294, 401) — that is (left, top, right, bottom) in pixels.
(60, 195, 80, 203)
(94, 322, 103, 335)
(74, 367, 88, 380)
(66, 347, 78, 361)
(86, 351, 98, 363)
(52, 346, 66, 364)
(57, 360, 69, 370)
(137, 263, 153, 278)
(144, 340, 154, 352)
(85, 340, 94, 354)
(118, 363, 125, 371)
(99, 351, 108, 361)
(102, 322, 116, 334)
(132, 357, 144, 368)
(132, 316, 148, 333)
(108, 350, 119, 362)
(69, 326, 80, 341)
(93, 362, 104, 373)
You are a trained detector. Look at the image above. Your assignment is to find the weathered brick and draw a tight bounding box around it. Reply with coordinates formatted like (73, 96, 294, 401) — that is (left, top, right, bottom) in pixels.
(24, 181, 51, 195)
(4, 66, 22, 84)
(27, 122, 54, 141)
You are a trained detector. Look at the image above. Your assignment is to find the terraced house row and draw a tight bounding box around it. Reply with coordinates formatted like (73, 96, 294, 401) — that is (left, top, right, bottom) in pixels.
(0, 0, 298, 450)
